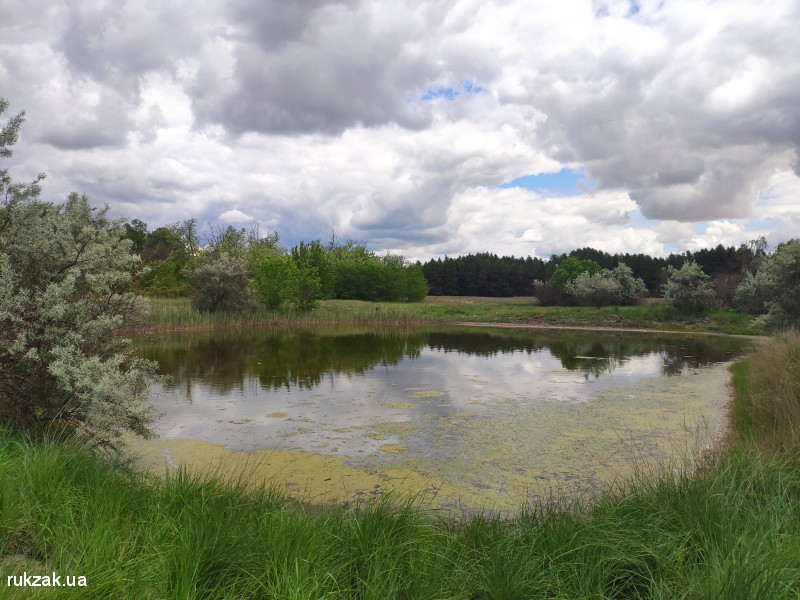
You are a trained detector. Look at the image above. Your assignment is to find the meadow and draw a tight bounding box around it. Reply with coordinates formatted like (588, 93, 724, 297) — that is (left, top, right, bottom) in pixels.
(144, 295, 760, 336)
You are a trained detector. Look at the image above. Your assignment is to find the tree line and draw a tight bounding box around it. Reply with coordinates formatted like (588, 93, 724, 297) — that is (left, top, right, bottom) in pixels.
(122, 220, 429, 312)
(421, 243, 762, 304)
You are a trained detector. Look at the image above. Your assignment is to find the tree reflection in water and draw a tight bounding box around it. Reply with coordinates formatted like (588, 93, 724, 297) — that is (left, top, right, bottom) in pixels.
(134, 326, 751, 399)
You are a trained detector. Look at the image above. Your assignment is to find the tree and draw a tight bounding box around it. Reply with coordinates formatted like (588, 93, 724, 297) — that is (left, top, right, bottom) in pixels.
(245, 225, 284, 267)
(551, 257, 603, 288)
(293, 265, 322, 311)
(607, 263, 648, 305)
(0, 99, 157, 454)
(734, 239, 800, 329)
(565, 271, 621, 308)
(291, 240, 336, 299)
(184, 254, 254, 313)
(251, 255, 299, 310)
(204, 224, 247, 258)
(404, 263, 429, 302)
(122, 218, 148, 254)
(662, 260, 715, 312)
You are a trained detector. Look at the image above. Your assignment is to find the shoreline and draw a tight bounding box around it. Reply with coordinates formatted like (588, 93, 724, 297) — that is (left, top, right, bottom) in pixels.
(132, 317, 766, 340)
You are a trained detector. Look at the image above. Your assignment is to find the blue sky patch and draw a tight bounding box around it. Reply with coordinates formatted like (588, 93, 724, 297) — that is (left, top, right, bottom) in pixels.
(421, 86, 458, 101)
(498, 168, 591, 196)
(420, 81, 486, 102)
(461, 81, 487, 94)
(745, 219, 773, 230)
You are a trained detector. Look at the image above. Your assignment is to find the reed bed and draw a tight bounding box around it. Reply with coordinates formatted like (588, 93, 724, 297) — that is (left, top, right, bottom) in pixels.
(143, 297, 442, 332)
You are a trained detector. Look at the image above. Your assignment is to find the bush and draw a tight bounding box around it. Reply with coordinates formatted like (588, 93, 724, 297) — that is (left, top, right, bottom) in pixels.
(565, 271, 620, 308)
(662, 261, 715, 312)
(532, 280, 565, 306)
(608, 263, 648, 305)
(733, 239, 800, 329)
(184, 254, 254, 313)
(0, 100, 157, 453)
(0, 196, 157, 451)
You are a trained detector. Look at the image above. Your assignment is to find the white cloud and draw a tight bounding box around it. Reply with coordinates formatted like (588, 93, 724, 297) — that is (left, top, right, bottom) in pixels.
(1, 0, 798, 262)
(219, 209, 255, 223)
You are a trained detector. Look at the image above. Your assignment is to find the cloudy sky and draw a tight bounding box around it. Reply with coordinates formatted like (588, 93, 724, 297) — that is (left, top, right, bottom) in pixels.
(1, 0, 798, 260)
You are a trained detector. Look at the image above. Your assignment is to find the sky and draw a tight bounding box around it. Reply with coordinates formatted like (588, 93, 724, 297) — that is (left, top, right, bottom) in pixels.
(1, 0, 799, 261)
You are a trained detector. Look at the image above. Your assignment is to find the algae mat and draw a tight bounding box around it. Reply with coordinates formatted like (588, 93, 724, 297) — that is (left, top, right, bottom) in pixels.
(132, 362, 734, 515)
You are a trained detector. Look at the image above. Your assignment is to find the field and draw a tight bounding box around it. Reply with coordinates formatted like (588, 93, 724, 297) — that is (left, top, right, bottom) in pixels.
(144, 295, 761, 336)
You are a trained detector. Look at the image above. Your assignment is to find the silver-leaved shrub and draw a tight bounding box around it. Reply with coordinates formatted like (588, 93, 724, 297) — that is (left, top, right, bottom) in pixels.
(0, 99, 157, 454)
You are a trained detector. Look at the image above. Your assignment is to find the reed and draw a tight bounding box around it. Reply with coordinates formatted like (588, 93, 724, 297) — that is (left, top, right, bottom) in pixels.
(731, 330, 800, 455)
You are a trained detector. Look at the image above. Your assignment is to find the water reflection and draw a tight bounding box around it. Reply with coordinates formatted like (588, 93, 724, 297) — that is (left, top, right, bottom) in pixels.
(136, 327, 748, 398)
(132, 326, 753, 512)
(133, 326, 751, 453)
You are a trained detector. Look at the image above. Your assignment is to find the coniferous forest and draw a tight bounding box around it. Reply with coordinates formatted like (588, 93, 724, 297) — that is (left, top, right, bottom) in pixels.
(420, 243, 755, 300)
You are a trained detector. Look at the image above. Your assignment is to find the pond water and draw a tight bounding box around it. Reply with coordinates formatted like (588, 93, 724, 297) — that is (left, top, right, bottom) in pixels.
(132, 326, 752, 514)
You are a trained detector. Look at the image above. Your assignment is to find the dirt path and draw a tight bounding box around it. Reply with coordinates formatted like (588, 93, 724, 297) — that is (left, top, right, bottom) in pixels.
(451, 321, 764, 339)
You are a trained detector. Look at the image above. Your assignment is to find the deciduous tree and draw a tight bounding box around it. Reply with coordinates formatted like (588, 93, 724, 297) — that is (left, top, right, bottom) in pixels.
(662, 260, 715, 312)
(734, 239, 800, 329)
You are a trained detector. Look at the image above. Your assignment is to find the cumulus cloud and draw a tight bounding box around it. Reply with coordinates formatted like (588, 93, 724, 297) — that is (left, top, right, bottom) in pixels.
(514, 0, 800, 221)
(1, 0, 799, 261)
(188, 0, 444, 135)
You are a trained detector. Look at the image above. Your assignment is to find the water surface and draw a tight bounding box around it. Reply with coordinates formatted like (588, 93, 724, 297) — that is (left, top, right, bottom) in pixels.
(133, 326, 752, 513)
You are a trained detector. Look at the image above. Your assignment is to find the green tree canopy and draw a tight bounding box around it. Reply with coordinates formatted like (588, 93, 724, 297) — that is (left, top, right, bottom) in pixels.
(734, 239, 800, 329)
(551, 257, 603, 288)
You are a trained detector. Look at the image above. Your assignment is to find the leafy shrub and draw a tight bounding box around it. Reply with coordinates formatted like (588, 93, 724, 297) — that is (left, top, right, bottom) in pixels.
(0, 100, 157, 453)
(608, 263, 648, 305)
(566, 272, 620, 308)
(662, 261, 715, 312)
(734, 239, 800, 329)
(184, 254, 254, 313)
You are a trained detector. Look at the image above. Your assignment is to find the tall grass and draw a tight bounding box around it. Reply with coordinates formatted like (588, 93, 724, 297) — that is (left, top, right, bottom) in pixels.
(144, 298, 440, 331)
(730, 331, 800, 454)
(144, 297, 761, 335)
(1, 426, 800, 598)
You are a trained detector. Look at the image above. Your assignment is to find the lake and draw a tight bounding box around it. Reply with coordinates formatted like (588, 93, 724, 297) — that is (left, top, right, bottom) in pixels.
(132, 326, 753, 514)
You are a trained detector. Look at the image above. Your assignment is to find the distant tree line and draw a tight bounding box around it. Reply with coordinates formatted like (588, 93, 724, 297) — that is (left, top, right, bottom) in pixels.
(421, 242, 763, 305)
(122, 220, 429, 311)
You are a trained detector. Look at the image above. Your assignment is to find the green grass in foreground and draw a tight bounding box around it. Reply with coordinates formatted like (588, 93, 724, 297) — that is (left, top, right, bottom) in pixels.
(1, 430, 799, 598)
(1, 333, 799, 598)
(145, 296, 762, 335)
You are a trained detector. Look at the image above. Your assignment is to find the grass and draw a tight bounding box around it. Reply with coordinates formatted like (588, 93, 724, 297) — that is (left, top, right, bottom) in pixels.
(1, 427, 799, 598)
(730, 331, 800, 454)
(144, 296, 763, 336)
